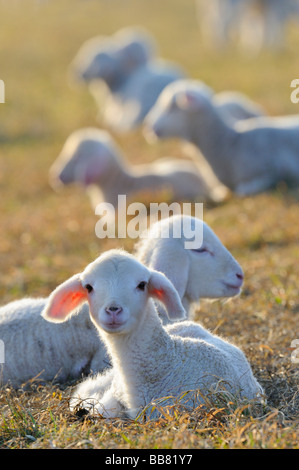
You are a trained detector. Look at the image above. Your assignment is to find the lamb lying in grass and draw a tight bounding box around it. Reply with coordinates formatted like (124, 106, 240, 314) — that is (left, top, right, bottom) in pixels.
(71, 27, 185, 132)
(0, 215, 243, 388)
(41, 249, 263, 420)
(144, 79, 299, 195)
(49, 128, 227, 209)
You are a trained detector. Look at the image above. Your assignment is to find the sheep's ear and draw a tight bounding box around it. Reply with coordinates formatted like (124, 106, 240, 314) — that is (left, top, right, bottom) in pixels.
(176, 90, 209, 112)
(42, 274, 87, 323)
(148, 242, 190, 300)
(148, 270, 186, 321)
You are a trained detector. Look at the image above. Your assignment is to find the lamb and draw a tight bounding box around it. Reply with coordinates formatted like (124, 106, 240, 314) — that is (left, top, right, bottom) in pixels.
(41, 249, 263, 420)
(71, 27, 185, 132)
(49, 127, 226, 209)
(196, 0, 299, 52)
(66, 214, 245, 404)
(0, 215, 243, 388)
(0, 300, 108, 389)
(144, 79, 299, 195)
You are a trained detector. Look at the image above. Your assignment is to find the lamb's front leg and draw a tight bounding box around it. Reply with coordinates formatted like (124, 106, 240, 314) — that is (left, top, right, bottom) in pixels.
(93, 388, 124, 418)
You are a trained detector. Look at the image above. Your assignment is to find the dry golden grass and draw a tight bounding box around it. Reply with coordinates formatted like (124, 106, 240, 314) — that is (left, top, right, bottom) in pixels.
(0, 0, 298, 449)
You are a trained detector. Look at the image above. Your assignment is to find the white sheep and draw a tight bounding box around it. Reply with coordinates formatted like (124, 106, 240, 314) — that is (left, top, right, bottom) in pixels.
(49, 127, 226, 209)
(0, 215, 243, 389)
(41, 249, 263, 420)
(0, 300, 108, 389)
(196, 0, 299, 52)
(144, 79, 299, 195)
(71, 27, 185, 132)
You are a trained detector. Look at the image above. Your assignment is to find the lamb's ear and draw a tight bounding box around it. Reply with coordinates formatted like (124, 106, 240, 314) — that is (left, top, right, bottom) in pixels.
(42, 274, 87, 323)
(176, 89, 210, 112)
(148, 270, 186, 321)
(148, 241, 190, 300)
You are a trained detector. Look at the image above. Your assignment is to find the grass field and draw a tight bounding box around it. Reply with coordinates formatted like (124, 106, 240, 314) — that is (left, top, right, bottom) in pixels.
(0, 0, 298, 449)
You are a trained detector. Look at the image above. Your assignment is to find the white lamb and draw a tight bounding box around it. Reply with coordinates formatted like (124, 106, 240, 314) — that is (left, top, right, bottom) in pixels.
(71, 27, 185, 132)
(49, 127, 226, 209)
(0, 300, 107, 388)
(196, 0, 299, 52)
(144, 79, 299, 195)
(41, 249, 263, 420)
(0, 215, 243, 388)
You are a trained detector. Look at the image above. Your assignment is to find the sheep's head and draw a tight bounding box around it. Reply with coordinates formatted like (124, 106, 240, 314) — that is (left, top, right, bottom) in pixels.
(137, 215, 244, 304)
(70, 36, 121, 85)
(49, 128, 121, 189)
(42, 250, 186, 336)
(144, 79, 214, 142)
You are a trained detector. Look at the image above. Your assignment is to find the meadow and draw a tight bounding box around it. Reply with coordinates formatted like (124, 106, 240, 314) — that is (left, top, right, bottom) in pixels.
(0, 0, 298, 449)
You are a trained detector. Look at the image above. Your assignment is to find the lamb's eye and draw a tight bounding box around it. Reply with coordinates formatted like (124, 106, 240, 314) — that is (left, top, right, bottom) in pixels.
(137, 281, 147, 291)
(85, 284, 93, 294)
(191, 247, 210, 254)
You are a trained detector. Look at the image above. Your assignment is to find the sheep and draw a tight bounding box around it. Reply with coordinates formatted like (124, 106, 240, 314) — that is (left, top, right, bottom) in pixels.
(144, 79, 299, 195)
(0, 215, 243, 389)
(71, 27, 185, 132)
(196, 0, 299, 52)
(0, 299, 108, 389)
(49, 127, 226, 209)
(41, 249, 263, 420)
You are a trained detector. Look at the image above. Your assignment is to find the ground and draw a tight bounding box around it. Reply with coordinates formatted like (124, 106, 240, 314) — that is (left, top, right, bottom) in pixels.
(0, 0, 298, 449)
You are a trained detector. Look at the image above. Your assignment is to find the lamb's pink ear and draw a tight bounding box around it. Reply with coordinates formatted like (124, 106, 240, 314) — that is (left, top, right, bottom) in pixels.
(148, 270, 186, 321)
(175, 90, 205, 112)
(42, 274, 87, 323)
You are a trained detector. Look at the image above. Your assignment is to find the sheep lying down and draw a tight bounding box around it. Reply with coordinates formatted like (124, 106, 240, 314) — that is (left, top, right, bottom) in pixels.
(71, 27, 185, 132)
(0, 215, 243, 388)
(49, 127, 228, 209)
(42, 249, 263, 420)
(145, 79, 299, 195)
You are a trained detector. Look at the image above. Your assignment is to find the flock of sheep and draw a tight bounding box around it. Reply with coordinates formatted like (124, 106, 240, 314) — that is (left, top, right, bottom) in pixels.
(1, 11, 298, 421)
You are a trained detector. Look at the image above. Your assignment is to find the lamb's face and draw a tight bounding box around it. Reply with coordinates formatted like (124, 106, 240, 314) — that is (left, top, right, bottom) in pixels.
(81, 253, 152, 335)
(144, 81, 213, 142)
(49, 132, 115, 188)
(80, 51, 119, 83)
(144, 87, 191, 141)
(185, 221, 244, 300)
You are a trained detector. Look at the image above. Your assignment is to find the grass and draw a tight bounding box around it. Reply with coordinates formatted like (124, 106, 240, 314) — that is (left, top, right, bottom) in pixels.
(0, 0, 298, 449)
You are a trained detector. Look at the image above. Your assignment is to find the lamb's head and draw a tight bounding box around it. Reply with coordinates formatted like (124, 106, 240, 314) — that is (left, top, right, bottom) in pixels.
(71, 28, 154, 86)
(112, 27, 156, 71)
(49, 128, 122, 190)
(70, 36, 121, 85)
(42, 250, 186, 336)
(136, 215, 244, 305)
(144, 79, 214, 142)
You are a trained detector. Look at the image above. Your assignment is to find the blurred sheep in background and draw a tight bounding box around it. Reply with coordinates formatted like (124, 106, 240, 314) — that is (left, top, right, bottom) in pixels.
(196, 0, 299, 52)
(70, 27, 185, 132)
